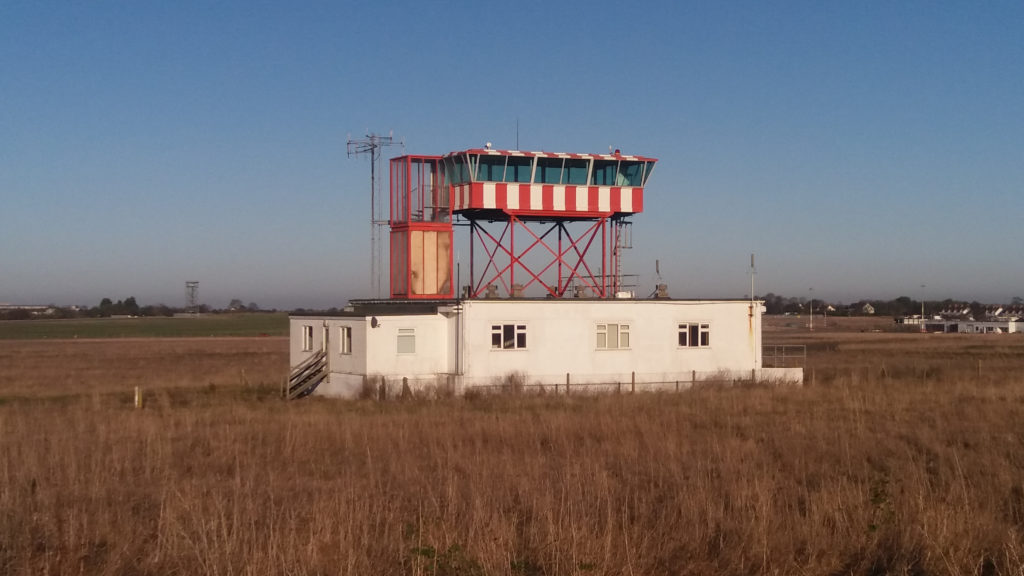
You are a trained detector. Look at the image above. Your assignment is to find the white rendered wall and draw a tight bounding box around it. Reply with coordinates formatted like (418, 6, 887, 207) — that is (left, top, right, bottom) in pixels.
(363, 314, 451, 378)
(458, 300, 762, 387)
(290, 300, 796, 398)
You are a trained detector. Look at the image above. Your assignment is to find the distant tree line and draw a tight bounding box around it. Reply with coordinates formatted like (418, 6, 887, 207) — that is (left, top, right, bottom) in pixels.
(760, 293, 1024, 319)
(0, 296, 273, 321)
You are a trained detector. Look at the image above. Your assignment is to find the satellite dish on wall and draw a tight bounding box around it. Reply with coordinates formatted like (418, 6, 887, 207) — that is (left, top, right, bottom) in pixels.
(370, 317, 379, 328)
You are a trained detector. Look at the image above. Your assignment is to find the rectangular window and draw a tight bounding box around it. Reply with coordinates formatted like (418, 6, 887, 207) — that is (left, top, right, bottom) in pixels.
(505, 156, 533, 183)
(535, 157, 563, 184)
(562, 158, 590, 185)
(301, 325, 314, 351)
(591, 160, 619, 185)
(476, 155, 506, 182)
(339, 326, 352, 355)
(491, 324, 527, 349)
(397, 328, 416, 354)
(596, 323, 630, 349)
(620, 161, 645, 186)
(678, 323, 710, 348)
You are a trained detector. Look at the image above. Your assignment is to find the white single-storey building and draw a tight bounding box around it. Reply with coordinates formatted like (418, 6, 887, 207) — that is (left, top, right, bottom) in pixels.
(288, 298, 803, 398)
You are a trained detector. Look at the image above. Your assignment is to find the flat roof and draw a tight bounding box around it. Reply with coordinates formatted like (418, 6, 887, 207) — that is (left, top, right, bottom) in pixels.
(447, 149, 658, 163)
(291, 298, 762, 318)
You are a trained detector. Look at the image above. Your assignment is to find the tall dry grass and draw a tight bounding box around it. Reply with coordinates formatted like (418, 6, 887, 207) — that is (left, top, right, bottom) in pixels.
(1, 335, 1024, 574)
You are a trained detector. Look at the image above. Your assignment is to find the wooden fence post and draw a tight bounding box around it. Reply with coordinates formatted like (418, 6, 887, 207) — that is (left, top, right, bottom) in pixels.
(631, 371, 636, 393)
(566, 373, 570, 395)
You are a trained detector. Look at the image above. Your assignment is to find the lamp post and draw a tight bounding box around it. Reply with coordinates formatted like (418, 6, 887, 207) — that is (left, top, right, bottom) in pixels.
(921, 283, 926, 332)
(809, 287, 814, 331)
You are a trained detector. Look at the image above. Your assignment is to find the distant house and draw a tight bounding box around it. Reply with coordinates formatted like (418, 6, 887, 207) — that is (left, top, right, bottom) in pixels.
(859, 302, 875, 315)
(938, 305, 972, 319)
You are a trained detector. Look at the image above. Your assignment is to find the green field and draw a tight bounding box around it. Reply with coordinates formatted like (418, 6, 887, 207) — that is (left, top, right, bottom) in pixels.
(0, 312, 288, 339)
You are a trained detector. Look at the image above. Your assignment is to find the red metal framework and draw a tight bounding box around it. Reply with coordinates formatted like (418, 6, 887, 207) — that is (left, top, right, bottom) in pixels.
(468, 215, 632, 298)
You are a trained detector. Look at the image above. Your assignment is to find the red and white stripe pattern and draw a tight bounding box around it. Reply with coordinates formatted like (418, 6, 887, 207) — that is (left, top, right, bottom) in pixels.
(453, 183, 643, 214)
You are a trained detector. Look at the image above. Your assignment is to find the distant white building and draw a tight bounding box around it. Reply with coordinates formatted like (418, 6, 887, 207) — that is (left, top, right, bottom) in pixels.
(899, 316, 1021, 334)
(288, 298, 802, 398)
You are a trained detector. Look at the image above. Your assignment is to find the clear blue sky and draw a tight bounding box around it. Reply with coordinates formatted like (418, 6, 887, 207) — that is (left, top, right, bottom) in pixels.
(2, 1, 1022, 309)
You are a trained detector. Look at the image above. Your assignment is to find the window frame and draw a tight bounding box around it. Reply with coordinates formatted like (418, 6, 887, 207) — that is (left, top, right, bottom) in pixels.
(490, 323, 527, 350)
(677, 322, 711, 348)
(301, 325, 314, 351)
(339, 325, 352, 355)
(596, 322, 630, 350)
(397, 327, 416, 354)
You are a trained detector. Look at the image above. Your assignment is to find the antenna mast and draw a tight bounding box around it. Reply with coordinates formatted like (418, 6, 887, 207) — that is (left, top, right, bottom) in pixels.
(347, 132, 398, 298)
(750, 253, 756, 303)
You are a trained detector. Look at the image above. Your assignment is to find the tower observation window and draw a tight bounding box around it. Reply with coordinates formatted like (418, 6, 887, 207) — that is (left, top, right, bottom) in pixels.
(444, 155, 471, 185)
(505, 156, 533, 183)
(591, 160, 617, 185)
(476, 155, 506, 182)
(563, 158, 590, 185)
(535, 157, 563, 184)
(591, 159, 648, 186)
(621, 162, 644, 186)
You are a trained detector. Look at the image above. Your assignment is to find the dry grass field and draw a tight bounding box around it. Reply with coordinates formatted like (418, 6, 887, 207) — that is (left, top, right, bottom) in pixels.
(2, 327, 1024, 575)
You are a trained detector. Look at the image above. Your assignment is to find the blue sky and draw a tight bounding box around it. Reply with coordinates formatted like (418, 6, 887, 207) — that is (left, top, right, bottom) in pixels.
(2, 1, 1022, 309)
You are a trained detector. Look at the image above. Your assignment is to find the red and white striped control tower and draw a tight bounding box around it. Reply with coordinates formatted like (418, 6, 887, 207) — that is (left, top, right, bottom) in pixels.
(389, 148, 656, 299)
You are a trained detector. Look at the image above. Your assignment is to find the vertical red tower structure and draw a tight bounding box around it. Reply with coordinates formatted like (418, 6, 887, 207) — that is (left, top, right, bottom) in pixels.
(389, 155, 453, 298)
(445, 149, 656, 298)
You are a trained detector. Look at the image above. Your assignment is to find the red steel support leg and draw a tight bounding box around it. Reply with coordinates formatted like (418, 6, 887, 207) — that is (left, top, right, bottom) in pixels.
(558, 225, 563, 297)
(510, 218, 515, 295)
(601, 219, 607, 298)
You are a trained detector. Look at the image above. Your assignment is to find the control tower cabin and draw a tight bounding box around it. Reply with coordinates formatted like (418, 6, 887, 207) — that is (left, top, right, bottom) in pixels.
(389, 148, 657, 300)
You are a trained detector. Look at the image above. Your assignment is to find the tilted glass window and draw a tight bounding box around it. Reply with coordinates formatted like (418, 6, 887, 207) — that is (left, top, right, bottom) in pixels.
(505, 156, 533, 183)
(591, 160, 618, 185)
(562, 158, 590, 185)
(620, 161, 645, 186)
(476, 155, 507, 182)
(535, 157, 563, 184)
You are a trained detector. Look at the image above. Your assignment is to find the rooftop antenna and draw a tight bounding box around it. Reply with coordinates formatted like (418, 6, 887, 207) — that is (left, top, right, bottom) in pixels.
(750, 253, 756, 302)
(347, 132, 398, 298)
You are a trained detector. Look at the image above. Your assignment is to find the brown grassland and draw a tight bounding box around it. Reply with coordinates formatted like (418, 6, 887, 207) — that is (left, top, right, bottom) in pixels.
(2, 317, 1024, 575)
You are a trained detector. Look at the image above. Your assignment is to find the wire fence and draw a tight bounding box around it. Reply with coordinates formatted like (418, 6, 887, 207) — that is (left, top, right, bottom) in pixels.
(762, 344, 807, 368)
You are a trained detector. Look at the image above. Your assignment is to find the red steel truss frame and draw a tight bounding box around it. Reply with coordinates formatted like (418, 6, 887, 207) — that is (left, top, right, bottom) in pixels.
(468, 214, 630, 298)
